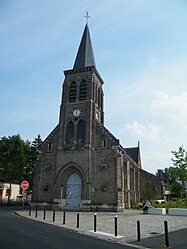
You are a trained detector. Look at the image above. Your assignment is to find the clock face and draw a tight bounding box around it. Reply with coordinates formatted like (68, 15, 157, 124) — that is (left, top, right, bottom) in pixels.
(73, 109, 80, 117)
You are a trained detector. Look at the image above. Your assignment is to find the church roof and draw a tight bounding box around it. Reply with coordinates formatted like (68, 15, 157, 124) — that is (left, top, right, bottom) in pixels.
(73, 24, 96, 69)
(125, 147, 139, 165)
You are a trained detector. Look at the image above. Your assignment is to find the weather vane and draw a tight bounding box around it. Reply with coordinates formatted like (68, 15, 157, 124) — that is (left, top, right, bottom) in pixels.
(84, 11, 90, 23)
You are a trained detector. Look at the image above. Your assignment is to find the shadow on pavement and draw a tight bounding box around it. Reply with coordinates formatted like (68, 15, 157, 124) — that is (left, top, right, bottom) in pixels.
(130, 228, 187, 249)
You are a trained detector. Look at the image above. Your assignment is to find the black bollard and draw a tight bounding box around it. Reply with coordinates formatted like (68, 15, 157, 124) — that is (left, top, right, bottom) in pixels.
(114, 215, 117, 237)
(53, 210, 56, 222)
(94, 213, 97, 232)
(63, 211, 66, 225)
(137, 221, 141, 241)
(35, 207, 38, 218)
(77, 213, 80, 228)
(164, 221, 169, 248)
(43, 208, 46, 220)
(29, 207, 31, 216)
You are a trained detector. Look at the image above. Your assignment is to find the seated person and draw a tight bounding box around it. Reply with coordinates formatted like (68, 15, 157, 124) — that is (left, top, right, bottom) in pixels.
(143, 200, 151, 214)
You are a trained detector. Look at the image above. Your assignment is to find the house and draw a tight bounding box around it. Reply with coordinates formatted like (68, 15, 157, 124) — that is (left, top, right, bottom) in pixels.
(0, 182, 20, 201)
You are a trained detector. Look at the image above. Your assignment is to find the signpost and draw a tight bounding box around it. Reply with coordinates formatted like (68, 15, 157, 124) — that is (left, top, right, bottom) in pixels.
(21, 181, 29, 211)
(21, 181, 29, 190)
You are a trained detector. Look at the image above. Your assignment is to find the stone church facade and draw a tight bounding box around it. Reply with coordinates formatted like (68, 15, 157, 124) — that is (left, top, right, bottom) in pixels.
(32, 24, 163, 211)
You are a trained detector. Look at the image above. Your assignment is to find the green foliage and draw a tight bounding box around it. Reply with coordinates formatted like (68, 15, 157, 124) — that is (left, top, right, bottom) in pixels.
(131, 202, 142, 209)
(23, 135, 43, 188)
(142, 183, 155, 200)
(156, 148, 187, 198)
(171, 146, 187, 185)
(0, 134, 42, 191)
(0, 135, 26, 183)
(153, 200, 187, 209)
(156, 168, 172, 183)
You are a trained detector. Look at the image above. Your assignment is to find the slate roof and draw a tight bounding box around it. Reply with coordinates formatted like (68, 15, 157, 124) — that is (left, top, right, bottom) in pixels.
(125, 147, 139, 165)
(73, 24, 96, 69)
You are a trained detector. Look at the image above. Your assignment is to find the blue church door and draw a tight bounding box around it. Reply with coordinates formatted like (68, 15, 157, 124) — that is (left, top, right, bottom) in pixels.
(66, 173, 81, 208)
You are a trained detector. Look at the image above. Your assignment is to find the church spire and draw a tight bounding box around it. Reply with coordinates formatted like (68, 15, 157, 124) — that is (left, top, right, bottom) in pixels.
(73, 24, 96, 70)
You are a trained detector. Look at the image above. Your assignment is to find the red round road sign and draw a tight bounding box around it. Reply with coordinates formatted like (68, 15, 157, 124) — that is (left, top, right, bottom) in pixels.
(21, 181, 29, 189)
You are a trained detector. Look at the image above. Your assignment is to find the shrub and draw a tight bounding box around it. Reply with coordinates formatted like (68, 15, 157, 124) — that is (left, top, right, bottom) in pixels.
(152, 200, 187, 209)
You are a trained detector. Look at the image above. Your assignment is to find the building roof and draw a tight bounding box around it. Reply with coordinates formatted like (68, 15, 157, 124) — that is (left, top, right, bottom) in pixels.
(125, 147, 139, 165)
(73, 24, 96, 69)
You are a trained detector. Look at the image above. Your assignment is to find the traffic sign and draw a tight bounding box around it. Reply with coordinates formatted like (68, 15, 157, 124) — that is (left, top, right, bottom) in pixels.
(21, 181, 29, 189)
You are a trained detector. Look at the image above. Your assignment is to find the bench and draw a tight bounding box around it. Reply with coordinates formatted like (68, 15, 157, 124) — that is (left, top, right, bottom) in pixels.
(147, 208, 166, 215)
(168, 208, 187, 216)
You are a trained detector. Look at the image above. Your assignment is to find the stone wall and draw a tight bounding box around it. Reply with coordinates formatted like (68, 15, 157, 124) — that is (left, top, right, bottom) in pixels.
(140, 169, 163, 201)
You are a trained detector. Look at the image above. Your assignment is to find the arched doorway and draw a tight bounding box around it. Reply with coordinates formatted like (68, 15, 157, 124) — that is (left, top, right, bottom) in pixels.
(66, 172, 81, 208)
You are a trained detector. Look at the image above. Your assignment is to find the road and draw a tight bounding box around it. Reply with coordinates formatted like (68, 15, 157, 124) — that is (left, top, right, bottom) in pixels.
(0, 208, 137, 249)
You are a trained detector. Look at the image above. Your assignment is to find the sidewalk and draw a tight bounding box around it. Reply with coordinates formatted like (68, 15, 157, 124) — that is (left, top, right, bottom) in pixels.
(16, 209, 187, 249)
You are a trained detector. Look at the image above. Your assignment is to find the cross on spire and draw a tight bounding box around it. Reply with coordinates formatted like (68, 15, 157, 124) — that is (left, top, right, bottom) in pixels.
(84, 11, 90, 23)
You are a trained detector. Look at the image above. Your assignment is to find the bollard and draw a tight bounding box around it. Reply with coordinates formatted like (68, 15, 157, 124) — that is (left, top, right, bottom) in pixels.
(114, 215, 117, 237)
(94, 213, 97, 232)
(43, 208, 46, 220)
(137, 221, 141, 241)
(164, 221, 169, 248)
(53, 210, 56, 222)
(35, 207, 38, 218)
(29, 207, 31, 216)
(63, 211, 66, 225)
(77, 213, 80, 228)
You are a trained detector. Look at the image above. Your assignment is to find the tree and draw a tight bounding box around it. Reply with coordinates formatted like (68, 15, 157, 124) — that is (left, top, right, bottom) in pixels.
(171, 146, 187, 188)
(156, 167, 183, 197)
(142, 183, 155, 200)
(24, 135, 43, 188)
(156, 168, 170, 183)
(0, 135, 27, 203)
(32, 134, 43, 148)
(0, 134, 43, 203)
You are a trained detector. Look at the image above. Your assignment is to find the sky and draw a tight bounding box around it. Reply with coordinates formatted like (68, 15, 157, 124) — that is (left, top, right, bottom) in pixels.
(1, 0, 187, 174)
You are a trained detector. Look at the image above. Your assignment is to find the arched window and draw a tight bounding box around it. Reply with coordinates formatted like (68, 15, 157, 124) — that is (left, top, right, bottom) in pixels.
(79, 80, 87, 101)
(66, 121, 74, 145)
(77, 120, 85, 144)
(69, 82, 76, 102)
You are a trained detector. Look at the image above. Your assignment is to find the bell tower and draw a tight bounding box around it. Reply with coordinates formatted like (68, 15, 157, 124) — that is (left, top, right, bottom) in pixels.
(58, 24, 104, 149)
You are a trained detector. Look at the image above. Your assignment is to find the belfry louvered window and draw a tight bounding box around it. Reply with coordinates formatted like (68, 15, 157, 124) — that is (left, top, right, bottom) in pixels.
(77, 120, 85, 144)
(69, 82, 76, 102)
(98, 87, 101, 108)
(66, 121, 74, 145)
(79, 80, 87, 101)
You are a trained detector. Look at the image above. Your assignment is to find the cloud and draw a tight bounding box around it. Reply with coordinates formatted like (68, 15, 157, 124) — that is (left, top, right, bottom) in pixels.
(143, 150, 172, 173)
(125, 121, 162, 141)
(151, 91, 187, 125)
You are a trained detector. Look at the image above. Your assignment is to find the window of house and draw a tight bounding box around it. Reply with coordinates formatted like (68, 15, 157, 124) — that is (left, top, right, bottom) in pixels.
(66, 121, 74, 145)
(69, 82, 77, 102)
(79, 80, 87, 101)
(77, 120, 85, 144)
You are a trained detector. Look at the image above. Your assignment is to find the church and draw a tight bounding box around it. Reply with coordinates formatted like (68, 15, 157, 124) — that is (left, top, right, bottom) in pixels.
(32, 23, 163, 211)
